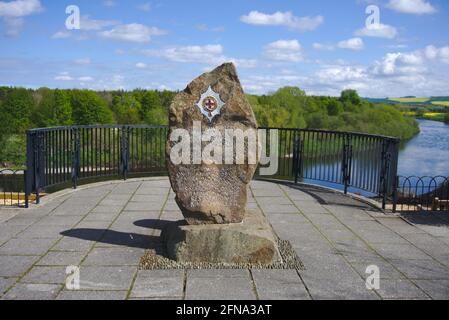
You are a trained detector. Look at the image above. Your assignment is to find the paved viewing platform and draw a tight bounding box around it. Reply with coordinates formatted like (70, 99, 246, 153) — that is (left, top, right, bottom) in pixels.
(1, 177, 449, 300)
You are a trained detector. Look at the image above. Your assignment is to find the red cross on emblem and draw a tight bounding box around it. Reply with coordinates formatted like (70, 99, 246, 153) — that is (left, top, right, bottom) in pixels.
(202, 96, 218, 112)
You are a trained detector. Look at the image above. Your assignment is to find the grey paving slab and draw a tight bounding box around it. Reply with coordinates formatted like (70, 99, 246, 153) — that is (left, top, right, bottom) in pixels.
(188, 269, 250, 279)
(3, 177, 449, 299)
(130, 270, 184, 298)
(251, 269, 310, 300)
(414, 280, 449, 300)
(185, 276, 256, 300)
(260, 204, 300, 214)
(124, 202, 164, 211)
(77, 266, 136, 290)
(91, 205, 124, 214)
(17, 225, 67, 239)
(135, 187, 170, 195)
(300, 270, 379, 300)
(0, 237, 57, 255)
(350, 260, 405, 280)
(36, 251, 85, 267)
(2, 217, 39, 227)
(52, 237, 95, 252)
(2, 283, 62, 300)
(388, 259, 449, 280)
(0, 277, 17, 295)
(82, 247, 144, 266)
(375, 279, 429, 299)
(83, 213, 117, 222)
(21, 266, 67, 284)
(372, 243, 433, 260)
(34, 215, 84, 227)
(57, 290, 127, 300)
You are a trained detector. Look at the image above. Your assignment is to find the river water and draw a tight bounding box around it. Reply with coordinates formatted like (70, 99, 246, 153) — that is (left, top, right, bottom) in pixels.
(398, 119, 449, 177)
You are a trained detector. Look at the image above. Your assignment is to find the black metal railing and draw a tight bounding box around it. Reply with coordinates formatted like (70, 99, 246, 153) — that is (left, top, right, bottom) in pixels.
(0, 169, 26, 207)
(392, 176, 449, 212)
(262, 128, 399, 204)
(22, 125, 400, 209)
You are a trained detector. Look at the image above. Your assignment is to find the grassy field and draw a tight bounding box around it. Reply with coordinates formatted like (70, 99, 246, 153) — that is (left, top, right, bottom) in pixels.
(389, 97, 430, 103)
(403, 111, 446, 121)
(431, 101, 449, 107)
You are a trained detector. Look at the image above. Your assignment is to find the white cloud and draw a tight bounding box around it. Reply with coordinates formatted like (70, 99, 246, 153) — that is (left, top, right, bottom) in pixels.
(355, 23, 398, 39)
(264, 40, 303, 62)
(196, 24, 225, 32)
(372, 51, 424, 76)
(337, 37, 364, 51)
(387, 0, 436, 15)
(313, 42, 335, 51)
(80, 15, 119, 31)
(78, 76, 94, 82)
(145, 44, 225, 64)
(74, 58, 91, 65)
(227, 58, 258, 69)
(54, 72, 73, 81)
(0, 0, 42, 17)
(3, 17, 23, 37)
(103, 0, 116, 7)
(240, 11, 324, 32)
(136, 62, 147, 68)
(99, 23, 166, 43)
(425, 45, 449, 64)
(316, 66, 367, 82)
(0, 0, 42, 36)
(51, 31, 71, 39)
(137, 2, 151, 12)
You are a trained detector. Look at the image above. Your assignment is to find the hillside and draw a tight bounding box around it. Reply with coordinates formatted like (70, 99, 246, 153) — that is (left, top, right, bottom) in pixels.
(0, 86, 420, 167)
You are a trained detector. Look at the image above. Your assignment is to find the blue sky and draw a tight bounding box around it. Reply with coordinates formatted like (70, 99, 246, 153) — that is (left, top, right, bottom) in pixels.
(0, 0, 448, 97)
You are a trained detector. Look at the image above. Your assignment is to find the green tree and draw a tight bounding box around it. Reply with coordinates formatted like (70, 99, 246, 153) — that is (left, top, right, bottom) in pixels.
(327, 100, 344, 116)
(340, 89, 362, 106)
(71, 90, 114, 125)
(112, 94, 142, 124)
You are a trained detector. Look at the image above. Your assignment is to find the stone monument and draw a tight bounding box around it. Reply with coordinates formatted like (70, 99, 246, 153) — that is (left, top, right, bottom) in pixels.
(163, 63, 281, 264)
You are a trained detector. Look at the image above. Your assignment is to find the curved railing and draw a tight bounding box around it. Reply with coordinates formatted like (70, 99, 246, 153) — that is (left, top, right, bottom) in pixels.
(24, 125, 400, 208)
(394, 175, 449, 211)
(0, 169, 25, 207)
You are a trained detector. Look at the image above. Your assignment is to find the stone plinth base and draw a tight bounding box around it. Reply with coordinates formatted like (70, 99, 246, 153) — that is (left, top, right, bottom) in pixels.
(161, 210, 282, 264)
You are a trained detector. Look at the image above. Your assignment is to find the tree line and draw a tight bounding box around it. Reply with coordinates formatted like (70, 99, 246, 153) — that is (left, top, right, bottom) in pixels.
(0, 86, 419, 167)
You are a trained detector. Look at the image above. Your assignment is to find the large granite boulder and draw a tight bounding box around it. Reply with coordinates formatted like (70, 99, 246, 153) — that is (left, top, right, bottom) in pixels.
(166, 63, 258, 225)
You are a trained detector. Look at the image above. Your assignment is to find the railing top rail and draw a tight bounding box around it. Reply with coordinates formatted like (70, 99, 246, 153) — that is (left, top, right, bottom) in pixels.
(28, 124, 400, 142)
(259, 127, 400, 142)
(27, 124, 168, 133)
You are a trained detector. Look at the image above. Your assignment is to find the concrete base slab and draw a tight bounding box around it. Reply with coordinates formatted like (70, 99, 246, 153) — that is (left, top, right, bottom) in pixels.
(162, 210, 282, 264)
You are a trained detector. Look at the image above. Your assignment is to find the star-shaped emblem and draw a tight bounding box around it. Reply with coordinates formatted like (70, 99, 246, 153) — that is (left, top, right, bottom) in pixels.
(195, 85, 225, 123)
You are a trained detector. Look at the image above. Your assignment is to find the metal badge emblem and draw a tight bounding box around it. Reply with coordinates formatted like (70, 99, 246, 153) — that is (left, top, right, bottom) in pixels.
(195, 86, 225, 123)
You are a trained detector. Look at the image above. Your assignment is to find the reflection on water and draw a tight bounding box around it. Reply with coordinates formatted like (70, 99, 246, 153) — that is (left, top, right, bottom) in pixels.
(398, 119, 449, 177)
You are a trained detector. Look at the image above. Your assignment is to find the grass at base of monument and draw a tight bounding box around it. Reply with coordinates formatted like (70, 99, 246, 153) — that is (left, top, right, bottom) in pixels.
(139, 239, 304, 270)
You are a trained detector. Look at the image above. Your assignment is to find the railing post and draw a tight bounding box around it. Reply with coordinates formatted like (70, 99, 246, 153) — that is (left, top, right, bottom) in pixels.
(380, 140, 392, 210)
(292, 129, 302, 184)
(120, 126, 129, 180)
(25, 131, 34, 208)
(392, 175, 399, 213)
(35, 132, 44, 204)
(342, 134, 352, 194)
(71, 127, 80, 189)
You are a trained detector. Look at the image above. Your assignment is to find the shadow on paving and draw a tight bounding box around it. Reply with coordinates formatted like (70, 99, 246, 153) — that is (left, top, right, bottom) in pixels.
(60, 219, 178, 254)
(282, 182, 379, 211)
(400, 212, 449, 227)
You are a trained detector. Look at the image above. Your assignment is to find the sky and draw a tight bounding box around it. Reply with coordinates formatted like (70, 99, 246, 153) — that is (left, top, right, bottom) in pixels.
(0, 0, 448, 97)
